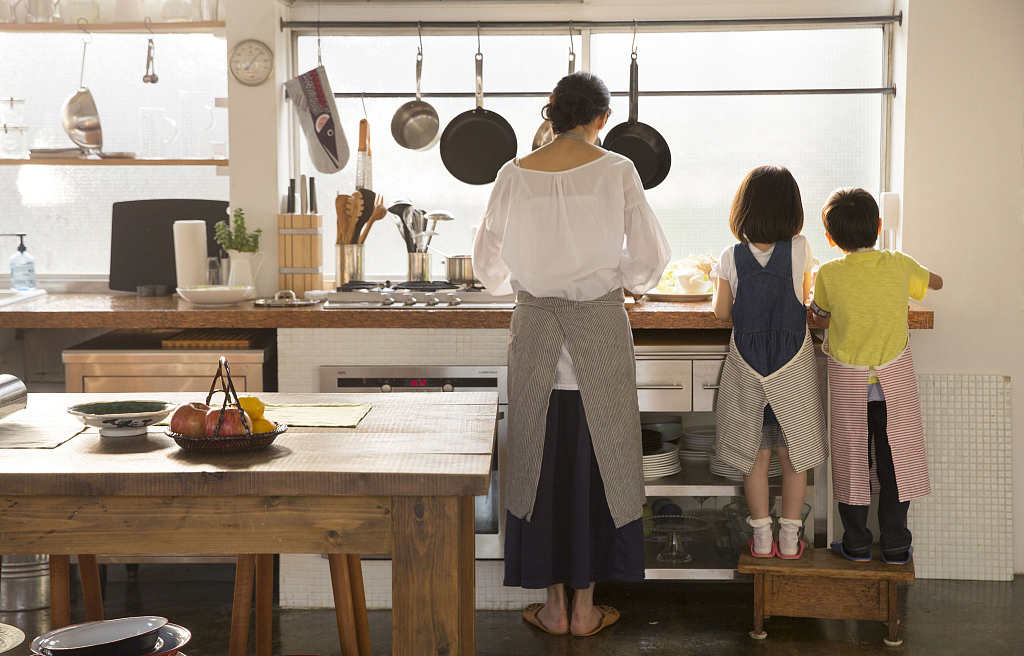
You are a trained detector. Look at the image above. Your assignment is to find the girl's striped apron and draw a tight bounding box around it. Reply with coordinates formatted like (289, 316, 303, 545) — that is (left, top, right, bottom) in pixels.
(504, 289, 645, 529)
(824, 338, 930, 505)
(715, 329, 829, 474)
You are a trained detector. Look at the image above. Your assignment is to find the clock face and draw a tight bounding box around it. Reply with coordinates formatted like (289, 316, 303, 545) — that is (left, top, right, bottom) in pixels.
(229, 39, 274, 86)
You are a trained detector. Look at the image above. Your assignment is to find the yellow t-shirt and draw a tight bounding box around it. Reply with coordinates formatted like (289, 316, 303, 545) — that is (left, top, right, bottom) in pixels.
(811, 250, 930, 370)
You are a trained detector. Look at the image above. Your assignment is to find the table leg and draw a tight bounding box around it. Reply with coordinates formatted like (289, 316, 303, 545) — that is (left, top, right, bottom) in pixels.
(346, 554, 372, 656)
(393, 496, 460, 656)
(229, 555, 256, 656)
(327, 554, 360, 656)
(49, 555, 71, 630)
(750, 572, 767, 640)
(459, 496, 476, 656)
(77, 555, 104, 621)
(255, 554, 274, 656)
(885, 579, 902, 646)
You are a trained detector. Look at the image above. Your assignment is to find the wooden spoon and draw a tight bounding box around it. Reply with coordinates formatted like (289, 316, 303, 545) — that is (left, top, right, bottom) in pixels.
(359, 202, 387, 244)
(335, 194, 352, 244)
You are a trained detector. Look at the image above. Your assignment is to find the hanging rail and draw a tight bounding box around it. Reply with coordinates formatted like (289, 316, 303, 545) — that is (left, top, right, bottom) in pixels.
(281, 14, 902, 32)
(333, 88, 895, 99)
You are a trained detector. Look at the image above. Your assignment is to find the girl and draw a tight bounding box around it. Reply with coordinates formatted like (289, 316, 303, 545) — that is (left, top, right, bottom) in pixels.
(711, 165, 828, 559)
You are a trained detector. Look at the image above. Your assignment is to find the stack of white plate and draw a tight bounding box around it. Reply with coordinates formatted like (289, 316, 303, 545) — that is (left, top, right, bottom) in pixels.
(681, 425, 716, 452)
(708, 451, 784, 480)
(643, 442, 681, 480)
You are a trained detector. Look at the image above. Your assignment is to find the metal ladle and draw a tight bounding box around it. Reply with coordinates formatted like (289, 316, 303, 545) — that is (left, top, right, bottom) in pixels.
(143, 18, 158, 83)
(60, 19, 102, 152)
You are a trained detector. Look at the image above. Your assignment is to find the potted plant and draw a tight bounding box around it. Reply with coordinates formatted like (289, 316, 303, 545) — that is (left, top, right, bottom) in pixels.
(215, 208, 264, 289)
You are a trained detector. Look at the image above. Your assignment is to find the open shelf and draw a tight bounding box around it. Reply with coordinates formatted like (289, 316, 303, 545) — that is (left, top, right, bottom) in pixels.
(0, 158, 228, 166)
(0, 21, 225, 34)
(644, 456, 813, 496)
(643, 531, 746, 579)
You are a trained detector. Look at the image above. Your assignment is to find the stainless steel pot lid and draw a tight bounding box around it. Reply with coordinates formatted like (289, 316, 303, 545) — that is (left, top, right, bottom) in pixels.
(254, 290, 321, 307)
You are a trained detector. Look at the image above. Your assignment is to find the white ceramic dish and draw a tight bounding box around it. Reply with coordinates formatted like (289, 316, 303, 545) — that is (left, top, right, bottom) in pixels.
(32, 617, 167, 656)
(176, 286, 256, 305)
(0, 623, 25, 654)
(644, 291, 713, 302)
(67, 401, 177, 437)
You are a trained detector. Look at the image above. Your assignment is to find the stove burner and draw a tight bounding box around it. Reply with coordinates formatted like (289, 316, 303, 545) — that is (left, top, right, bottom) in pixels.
(337, 280, 383, 291)
(393, 280, 458, 292)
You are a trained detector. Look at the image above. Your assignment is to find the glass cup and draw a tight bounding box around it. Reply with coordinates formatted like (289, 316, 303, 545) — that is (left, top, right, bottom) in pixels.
(0, 1, 18, 24)
(0, 125, 29, 159)
(138, 107, 178, 159)
(205, 257, 222, 285)
(197, 0, 215, 21)
(0, 99, 26, 125)
(159, 0, 192, 21)
(70, 0, 99, 22)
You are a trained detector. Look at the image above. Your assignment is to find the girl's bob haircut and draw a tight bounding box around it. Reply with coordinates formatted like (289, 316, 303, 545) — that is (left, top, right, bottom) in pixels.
(729, 165, 804, 244)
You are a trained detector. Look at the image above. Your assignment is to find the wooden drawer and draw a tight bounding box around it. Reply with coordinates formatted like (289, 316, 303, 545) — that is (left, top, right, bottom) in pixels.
(636, 359, 692, 412)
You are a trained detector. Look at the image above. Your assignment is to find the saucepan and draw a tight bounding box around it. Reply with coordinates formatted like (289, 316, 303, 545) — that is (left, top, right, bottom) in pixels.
(428, 245, 479, 286)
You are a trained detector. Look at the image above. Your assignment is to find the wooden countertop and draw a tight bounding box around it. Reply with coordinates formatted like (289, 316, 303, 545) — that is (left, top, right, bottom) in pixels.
(0, 391, 497, 498)
(0, 293, 934, 330)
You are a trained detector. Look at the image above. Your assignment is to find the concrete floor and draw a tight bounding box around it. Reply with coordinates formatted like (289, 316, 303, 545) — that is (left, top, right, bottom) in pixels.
(1, 563, 1021, 656)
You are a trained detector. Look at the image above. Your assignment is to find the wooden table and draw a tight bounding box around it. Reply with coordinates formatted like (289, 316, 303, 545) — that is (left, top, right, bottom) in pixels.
(0, 392, 497, 656)
(738, 546, 915, 646)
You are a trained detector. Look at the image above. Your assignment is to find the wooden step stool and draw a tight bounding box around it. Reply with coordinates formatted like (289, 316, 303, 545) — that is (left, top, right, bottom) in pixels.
(229, 554, 370, 656)
(738, 546, 915, 646)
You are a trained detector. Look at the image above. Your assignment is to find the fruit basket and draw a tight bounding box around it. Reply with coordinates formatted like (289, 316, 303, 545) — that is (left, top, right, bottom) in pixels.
(165, 356, 287, 454)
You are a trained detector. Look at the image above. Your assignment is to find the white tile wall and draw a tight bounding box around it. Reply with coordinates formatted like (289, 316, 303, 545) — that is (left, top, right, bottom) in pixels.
(910, 374, 1013, 581)
(280, 555, 545, 610)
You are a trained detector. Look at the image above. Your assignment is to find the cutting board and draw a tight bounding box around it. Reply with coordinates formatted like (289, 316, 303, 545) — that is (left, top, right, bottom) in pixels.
(109, 199, 229, 292)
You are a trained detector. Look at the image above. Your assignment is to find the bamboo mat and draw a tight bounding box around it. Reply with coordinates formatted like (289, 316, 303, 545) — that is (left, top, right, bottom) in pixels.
(0, 406, 87, 449)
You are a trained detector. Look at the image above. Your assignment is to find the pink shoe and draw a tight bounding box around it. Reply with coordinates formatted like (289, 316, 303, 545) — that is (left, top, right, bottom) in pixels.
(776, 540, 806, 560)
(747, 537, 777, 558)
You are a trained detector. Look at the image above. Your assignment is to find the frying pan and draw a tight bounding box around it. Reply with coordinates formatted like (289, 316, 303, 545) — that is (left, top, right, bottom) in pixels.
(391, 48, 440, 151)
(604, 52, 671, 190)
(440, 51, 517, 185)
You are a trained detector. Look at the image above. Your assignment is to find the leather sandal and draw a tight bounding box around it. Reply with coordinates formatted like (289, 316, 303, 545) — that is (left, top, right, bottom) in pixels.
(522, 603, 569, 635)
(571, 605, 620, 637)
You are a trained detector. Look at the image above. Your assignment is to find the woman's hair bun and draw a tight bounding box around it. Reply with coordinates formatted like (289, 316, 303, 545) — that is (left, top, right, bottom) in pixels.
(542, 71, 611, 134)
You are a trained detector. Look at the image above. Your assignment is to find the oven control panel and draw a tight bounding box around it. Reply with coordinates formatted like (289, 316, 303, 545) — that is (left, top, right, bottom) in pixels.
(319, 365, 508, 403)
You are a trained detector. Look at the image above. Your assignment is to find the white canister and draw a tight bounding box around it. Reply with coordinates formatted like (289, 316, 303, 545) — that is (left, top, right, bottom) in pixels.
(172, 220, 208, 288)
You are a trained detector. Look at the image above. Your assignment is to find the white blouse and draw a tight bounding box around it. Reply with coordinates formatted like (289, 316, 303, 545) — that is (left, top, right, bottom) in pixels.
(473, 151, 672, 388)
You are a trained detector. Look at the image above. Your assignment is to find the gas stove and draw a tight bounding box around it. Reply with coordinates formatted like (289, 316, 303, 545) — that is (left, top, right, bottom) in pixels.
(325, 284, 515, 309)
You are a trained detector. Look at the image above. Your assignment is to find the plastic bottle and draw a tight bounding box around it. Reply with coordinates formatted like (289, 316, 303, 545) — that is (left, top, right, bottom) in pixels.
(9, 234, 36, 292)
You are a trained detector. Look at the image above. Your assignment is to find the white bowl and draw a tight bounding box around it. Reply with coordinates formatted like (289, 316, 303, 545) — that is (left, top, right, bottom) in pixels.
(67, 401, 177, 437)
(32, 617, 167, 656)
(176, 286, 256, 305)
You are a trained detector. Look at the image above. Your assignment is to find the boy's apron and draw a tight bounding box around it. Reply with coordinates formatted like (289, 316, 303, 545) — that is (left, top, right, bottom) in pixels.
(824, 338, 930, 505)
(504, 289, 644, 528)
(714, 240, 828, 475)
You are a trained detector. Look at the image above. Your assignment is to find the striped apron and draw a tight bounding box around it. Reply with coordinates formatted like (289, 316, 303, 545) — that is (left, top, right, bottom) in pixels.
(715, 329, 829, 474)
(505, 289, 645, 529)
(825, 338, 930, 505)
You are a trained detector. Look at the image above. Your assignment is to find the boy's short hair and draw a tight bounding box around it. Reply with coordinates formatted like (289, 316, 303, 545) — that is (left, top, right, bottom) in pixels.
(822, 188, 880, 251)
(729, 165, 804, 244)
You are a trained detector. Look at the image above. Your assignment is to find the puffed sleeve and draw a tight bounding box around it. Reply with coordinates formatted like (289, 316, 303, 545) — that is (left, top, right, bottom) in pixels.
(472, 167, 514, 296)
(618, 164, 672, 295)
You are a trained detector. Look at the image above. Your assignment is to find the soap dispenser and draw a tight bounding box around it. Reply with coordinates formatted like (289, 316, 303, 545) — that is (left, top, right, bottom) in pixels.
(6, 234, 36, 292)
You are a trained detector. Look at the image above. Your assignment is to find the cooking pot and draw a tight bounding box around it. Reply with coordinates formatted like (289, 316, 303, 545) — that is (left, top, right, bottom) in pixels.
(443, 254, 479, 286)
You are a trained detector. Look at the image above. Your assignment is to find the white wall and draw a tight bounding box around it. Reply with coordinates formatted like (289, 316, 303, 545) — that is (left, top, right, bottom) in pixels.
(891, 0, 1024, 573)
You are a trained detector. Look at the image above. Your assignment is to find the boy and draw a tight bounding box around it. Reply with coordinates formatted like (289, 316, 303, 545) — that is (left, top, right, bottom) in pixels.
(809, 188, 942, 564)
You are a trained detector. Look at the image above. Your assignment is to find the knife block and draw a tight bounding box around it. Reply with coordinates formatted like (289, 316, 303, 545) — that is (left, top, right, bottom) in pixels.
(277, 214, 324, 296)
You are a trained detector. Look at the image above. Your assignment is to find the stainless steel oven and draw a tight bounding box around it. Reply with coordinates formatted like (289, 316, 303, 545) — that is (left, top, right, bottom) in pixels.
(319, 364, 507, 559)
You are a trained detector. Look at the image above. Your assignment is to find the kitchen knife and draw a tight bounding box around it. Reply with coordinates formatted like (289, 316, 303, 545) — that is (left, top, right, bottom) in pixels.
(309, 177, 317, 214)
(287, 178, 296, 214)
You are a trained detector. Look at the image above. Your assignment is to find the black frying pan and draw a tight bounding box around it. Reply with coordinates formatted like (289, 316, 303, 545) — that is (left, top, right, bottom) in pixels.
(604, 52, 671, 190)
(440, 52, 518, 185)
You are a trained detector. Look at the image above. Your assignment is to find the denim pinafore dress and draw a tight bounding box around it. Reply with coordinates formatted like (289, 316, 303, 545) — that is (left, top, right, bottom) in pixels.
(714, 239, 828, 474)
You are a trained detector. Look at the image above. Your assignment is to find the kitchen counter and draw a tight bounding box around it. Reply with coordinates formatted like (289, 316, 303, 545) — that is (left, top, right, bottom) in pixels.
(0, 293, 935, 330)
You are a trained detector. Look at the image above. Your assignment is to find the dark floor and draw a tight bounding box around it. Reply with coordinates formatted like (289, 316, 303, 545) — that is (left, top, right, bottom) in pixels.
(2, 563, 1022, 656)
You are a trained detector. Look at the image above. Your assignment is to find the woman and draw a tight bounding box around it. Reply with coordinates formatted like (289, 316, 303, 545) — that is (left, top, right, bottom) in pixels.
(473, 71, 671, 637)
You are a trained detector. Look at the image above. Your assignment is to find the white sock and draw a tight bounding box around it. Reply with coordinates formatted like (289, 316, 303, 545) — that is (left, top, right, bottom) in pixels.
(747, 516, 773, 554)
(779, 517, 803, 556)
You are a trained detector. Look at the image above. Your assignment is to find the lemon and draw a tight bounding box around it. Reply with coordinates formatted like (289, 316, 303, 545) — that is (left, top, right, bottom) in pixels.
(251, 418, 275, 434)
(238, 396, 265, 420)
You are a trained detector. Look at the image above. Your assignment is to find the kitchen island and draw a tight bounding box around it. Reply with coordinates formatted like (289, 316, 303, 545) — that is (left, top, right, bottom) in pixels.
(0, 391, 496, 656)
(0, 292, 935, 330)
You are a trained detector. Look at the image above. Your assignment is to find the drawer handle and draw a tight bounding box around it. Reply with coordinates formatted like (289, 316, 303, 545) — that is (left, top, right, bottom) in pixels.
(701, 384, 720, 390)
(636, 384, 685, 390)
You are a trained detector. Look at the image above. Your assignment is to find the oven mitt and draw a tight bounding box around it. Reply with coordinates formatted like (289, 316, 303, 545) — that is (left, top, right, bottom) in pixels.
(285, 66, 350, 174)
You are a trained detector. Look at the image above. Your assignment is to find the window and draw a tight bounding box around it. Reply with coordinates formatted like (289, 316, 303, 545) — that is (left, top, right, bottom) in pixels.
(0, 33, 228, 275)
(297, 25, 884, 281)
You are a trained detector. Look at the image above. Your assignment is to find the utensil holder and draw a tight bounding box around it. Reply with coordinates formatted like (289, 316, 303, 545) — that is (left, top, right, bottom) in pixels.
(336, 243, 365, 287)
(278, 213, 324, 297)
(407, 252, 431, 282)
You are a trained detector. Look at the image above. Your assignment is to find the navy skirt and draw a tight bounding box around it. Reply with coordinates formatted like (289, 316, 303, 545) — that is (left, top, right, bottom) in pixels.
(503, 389, 645, 590)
